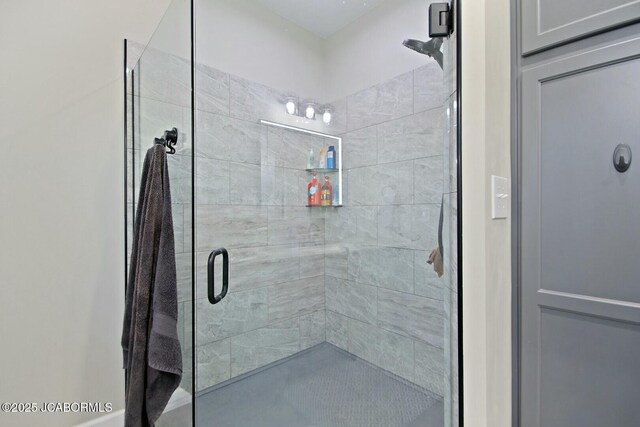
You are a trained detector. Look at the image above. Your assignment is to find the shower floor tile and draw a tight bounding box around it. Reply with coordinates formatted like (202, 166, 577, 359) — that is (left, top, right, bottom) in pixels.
(196, 343, 444, 427)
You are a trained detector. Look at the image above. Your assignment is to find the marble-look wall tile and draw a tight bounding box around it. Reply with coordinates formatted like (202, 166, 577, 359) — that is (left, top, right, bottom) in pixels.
(414, 62, 445, 113)
(378, 328, 415, 381)
(325, 276, 377, 324)
(197, 339, 231, 391)
(196, 157, 230, 205)
(415, 340, 445, 396)
(175, 252, 193, 303)
(326, 310, 349, 350)
(347, 246, 414, 293)
(344, 318, 415, 383)
(348, 318, 379, 365)
(229, 162, 262, 205)
(230, 318, 300, 377)
(324, 244, 349, 279)
(378, 288, 444, 347)
(268, 276, 325, 323)
(342, 127, 377, 169)
(267, 216, 325, 246)
(347, 71, 414, 131)
(377, 108, 443, 164)
(414, 250, 444, 300)
(300, 310, 326, 350)
(414, 156, 444, 204)
(299, 244, 326, 279)
(267, 205, 327, 220)
(195, 63, 230, 115)
(196, 111, 265, 165)
(227, 245, 300, 294)
(348, 161, 414, 205)
(283, 168, 309, 207)
(229, 75, 283, 123)
(378, 204, 439, 250)
(167, 155, 192, 204)
(183, 203, 193, 250)
(195, 288, 269, 345)
(138, 49, 191, 108)
(325, 206, 378, 246)
(265, 127, 327, 168)
(196, 205, 268, 251)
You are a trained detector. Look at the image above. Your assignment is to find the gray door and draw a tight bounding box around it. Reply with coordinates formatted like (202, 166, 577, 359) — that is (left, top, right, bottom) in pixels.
(520, 37, 640, 426)
(521, 0, 640, 54)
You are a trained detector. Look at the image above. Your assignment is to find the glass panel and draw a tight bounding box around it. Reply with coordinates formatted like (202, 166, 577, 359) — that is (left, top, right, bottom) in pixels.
(125, 0, 193, 425)
(193, 1, 459, 426)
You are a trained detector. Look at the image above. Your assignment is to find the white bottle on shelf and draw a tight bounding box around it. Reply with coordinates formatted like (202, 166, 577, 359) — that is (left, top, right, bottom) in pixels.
(307, 149, 315, 169)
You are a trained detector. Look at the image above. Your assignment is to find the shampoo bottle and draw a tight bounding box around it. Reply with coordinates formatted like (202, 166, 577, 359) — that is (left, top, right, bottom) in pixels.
(327, 146, 336, 169)
(319, 147, 326, 169)
(308, 173, 320, 206)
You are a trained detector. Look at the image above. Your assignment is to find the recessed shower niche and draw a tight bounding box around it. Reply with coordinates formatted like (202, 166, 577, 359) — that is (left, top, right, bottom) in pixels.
(125, 0, 460, 426)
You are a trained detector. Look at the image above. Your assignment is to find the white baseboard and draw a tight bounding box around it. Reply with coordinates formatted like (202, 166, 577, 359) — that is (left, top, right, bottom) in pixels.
(74, 387, 191, 427)
(74, 409, 124, 427)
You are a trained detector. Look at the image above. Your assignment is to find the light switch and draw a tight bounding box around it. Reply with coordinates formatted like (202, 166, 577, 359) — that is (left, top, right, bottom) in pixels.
(491, 175, 509, 219)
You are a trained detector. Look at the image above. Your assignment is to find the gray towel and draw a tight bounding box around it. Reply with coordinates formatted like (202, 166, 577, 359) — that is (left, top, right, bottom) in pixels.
(122, 144, 182, 427)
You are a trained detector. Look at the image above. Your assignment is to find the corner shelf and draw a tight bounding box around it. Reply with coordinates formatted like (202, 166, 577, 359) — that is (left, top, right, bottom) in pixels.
(305, 168, 339, 173)
(306, 205, 343, 208)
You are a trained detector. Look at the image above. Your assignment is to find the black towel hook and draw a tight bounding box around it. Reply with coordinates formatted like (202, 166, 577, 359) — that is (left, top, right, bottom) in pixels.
(154, 127, 178, 154)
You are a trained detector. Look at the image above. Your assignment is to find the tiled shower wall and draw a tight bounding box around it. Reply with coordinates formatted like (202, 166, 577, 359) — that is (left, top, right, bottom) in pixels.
(324, 60, 449, 396)
(127, 40, 457, 415)
(191, 65, 332, 392)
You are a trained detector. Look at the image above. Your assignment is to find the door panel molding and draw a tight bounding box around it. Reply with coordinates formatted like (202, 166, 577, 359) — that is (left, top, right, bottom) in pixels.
(538, 289, 640, 325)
(522, 0, 640, 54)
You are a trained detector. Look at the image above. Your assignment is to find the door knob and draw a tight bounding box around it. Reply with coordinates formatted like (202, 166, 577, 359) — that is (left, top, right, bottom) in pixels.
(613, 144, 632, 173)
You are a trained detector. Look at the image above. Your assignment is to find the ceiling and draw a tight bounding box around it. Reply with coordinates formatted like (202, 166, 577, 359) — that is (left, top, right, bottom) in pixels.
(255, 0, 387, 39)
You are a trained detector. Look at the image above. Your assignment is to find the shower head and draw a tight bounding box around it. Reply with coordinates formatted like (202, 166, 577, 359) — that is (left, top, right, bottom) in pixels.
(403, 38, 444, 70)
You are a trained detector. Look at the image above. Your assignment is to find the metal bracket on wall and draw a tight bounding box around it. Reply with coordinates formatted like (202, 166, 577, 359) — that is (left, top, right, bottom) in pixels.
(429, 2, 453, 37)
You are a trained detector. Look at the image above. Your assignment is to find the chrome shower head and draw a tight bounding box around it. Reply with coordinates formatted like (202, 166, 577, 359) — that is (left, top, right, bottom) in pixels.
(403, 38, 444, 70)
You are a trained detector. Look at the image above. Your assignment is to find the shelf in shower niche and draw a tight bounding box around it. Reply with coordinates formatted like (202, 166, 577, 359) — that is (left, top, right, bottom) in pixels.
(306, 205, 343, 208)
(305, 168, 339, 173)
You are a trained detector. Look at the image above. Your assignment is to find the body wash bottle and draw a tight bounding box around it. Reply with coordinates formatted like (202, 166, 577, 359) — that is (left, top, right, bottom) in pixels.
(308, 173, 320, 206)
(321, 175, 332, 206)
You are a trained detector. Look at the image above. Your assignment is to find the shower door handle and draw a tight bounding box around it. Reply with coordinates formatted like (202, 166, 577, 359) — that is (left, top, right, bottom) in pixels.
(207, 248, 229, 305)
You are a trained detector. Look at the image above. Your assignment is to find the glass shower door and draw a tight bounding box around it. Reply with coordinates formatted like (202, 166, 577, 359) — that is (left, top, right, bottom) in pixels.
(191, 1, 460, 426)
(125, 0, 194, 425)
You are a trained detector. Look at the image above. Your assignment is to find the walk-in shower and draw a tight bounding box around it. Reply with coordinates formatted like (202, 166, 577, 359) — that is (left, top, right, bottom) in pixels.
(124, 0, 461, 425)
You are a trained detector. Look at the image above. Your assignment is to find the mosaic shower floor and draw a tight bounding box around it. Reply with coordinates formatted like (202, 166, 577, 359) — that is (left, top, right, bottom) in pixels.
(195, 343, 444, 427)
